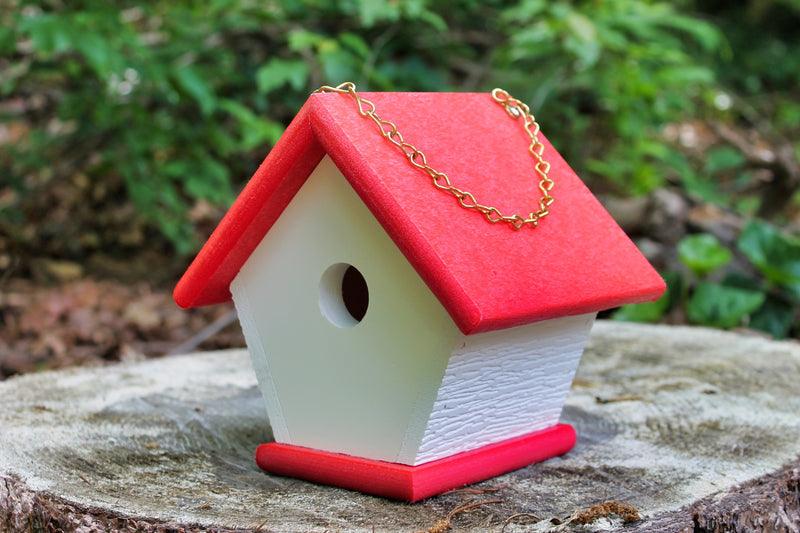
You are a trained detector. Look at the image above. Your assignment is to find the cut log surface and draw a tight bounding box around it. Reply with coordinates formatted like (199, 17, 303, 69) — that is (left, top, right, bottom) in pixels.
(1, 321, 799, 532)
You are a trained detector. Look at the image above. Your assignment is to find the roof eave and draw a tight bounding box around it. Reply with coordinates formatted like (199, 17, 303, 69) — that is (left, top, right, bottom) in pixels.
(174, 103, 325, 308)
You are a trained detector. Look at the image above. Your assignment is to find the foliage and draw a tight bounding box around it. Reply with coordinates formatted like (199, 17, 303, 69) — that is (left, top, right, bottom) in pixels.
(3, 2, 287, 254)
(2, 0, 800, 338)
(495, 0, 722, 195)
(686, 282, 765, 330)
(1, 0, 726, 255)
(677, 234, 732, 277)
(615, 221, 800, 338)
(688, 1, 800, 219)
(738, 220, 800, 296)
(611, 277, 674, 324)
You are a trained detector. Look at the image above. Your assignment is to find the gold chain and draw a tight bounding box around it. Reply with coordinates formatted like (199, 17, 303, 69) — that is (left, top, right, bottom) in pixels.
(313, 82, 554, 230)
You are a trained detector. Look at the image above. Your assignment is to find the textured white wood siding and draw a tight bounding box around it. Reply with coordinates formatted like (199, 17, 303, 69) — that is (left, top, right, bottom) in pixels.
(231, 156, 458, 463)
(414, 313, 595, 465)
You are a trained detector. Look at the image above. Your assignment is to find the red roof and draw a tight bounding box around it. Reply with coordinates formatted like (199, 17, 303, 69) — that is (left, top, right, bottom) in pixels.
(174, 91, 665, 334)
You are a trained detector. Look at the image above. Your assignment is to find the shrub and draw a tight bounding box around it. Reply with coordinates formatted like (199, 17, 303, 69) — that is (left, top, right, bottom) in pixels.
(0, 0, 736, 256)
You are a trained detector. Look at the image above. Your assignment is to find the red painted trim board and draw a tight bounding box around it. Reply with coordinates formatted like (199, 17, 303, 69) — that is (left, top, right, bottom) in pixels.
(255, 423, 576, 502)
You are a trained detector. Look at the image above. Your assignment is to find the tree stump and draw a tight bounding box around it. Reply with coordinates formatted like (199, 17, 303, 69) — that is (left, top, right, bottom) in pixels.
(1, 321, 799, 532)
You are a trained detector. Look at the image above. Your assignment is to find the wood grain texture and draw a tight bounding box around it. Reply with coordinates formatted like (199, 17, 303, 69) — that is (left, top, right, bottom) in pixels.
(415, 313, 593, 464)
(624, 463, 800, 532)
(1, 321, 799, 532)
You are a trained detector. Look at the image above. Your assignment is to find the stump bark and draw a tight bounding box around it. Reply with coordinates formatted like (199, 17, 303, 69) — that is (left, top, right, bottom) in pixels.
(1, 321, 799, 532)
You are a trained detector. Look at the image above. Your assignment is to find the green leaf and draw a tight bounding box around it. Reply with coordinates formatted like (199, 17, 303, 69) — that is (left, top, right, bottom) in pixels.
(74, 32, 121, 78)
(612, 270, 679, 323)
(657, 65, 714, 85)
(737, 219, 800, 287)
(172, 66, 217, 115)
(750, 297, 795, 339)
(687, 282, 766, 329)
(565, 12, 599, 66)
(160, 156, 232, 204)
(20, 13, 72, 54)
(256, 58, 309, 94)
(566, 11, 596, 42)
(339, 33, 370, 59)
(612, 293, 670, 323)
(677, 233, 732, 276)
(188, 158, 233, 204)
(659, 13, 723, 53)
(219, 99, 284, 150)
(357, 0, 401, 27)
(501, 0, 547, 22)
(704, 146, 745, 175)
(320, 47, 358, 83)
(417, 10, 448, 32)
(722, 271, 763, 292)
(775, 100, 800, 130)
(783, 280, 800, 301)
(288, 29, 324, 51)
(0, 26, 16, 54)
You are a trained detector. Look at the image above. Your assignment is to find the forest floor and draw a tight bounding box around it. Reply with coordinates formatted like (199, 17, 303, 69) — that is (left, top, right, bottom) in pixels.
(0, 273, 245, 380)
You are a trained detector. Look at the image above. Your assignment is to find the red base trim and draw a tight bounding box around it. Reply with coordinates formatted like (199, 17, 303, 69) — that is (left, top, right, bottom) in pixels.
(255, 424, 576, 501)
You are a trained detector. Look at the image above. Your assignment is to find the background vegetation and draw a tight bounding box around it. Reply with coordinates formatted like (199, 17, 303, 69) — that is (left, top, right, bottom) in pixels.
(2, 0, 800, 348)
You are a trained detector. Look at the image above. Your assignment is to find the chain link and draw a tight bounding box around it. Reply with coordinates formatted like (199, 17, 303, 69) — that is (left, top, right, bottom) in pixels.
(313, 82, 554, 230)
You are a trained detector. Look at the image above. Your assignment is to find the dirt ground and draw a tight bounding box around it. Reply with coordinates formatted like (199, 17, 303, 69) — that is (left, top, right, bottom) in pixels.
(0, 274, 245, 380)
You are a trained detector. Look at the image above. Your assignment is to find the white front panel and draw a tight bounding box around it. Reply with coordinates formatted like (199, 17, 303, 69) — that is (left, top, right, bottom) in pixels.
(232, 156, 458, 463)
(415, 313, 596, 465)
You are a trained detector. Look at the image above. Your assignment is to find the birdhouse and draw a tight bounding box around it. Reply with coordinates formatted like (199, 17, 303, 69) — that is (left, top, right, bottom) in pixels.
(174, 84, 665, 501)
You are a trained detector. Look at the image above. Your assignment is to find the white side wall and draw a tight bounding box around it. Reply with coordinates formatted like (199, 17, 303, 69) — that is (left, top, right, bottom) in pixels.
(231, 155, 459, 464)
(414, 313, 596, 465)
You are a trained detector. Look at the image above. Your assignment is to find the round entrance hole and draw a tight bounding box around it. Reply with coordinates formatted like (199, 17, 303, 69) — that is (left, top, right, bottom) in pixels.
(319, 263, 369, 328)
